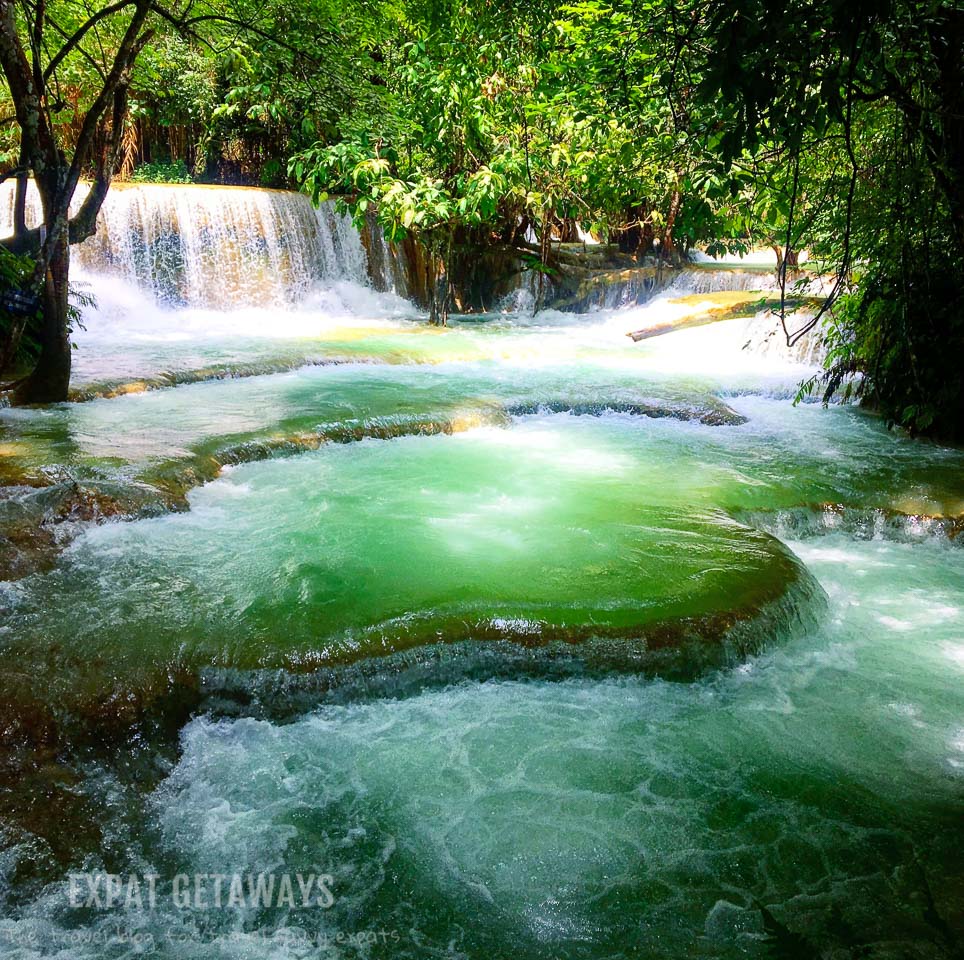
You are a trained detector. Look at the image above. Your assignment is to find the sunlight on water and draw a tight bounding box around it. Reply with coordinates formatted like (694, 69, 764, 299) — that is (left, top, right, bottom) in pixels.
(3, 536, 961, 959)
(1, 183, 962, 960)
(0, 415, 815, 702)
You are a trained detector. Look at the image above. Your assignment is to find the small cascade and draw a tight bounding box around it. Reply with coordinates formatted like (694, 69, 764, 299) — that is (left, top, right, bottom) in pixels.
(499, 273, 539, 315)
(570, 261, 786, 312)
(538, 259, 788, 314)
(735, 309, 827, 366)
(313, 200, 368, 283)
(670, 264, 782, 294)
(0, 180, 370, 308)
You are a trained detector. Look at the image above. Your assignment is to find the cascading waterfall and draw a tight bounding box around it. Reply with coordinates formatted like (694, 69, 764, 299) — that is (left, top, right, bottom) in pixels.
(313, 197, 370, 286)
(670, 266, 830, 365)
(735, 310, 827, 366)
(557, 263, 793, 313)
(360, 205, 411, 299)
(670, 264, 783, 294)
(497, 262, 826, 366)
(0, 180, 371, 307)
(1, 180, 822, 366)
(0, 176, 962, 960)
(1, 180, 423, 386)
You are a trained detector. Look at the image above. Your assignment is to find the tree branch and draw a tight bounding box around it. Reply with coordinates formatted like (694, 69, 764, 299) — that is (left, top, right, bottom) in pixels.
(0, 0, 58, 170)
(42, 0, 138, 82)
(63, 0, 151, 202)
(44, 11, 108, 83)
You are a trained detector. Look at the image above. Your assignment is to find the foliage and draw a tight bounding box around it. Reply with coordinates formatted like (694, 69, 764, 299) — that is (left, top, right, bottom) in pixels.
(0, 249, 94, 372)
(0, 0, 394, 398)
(0, 246, 32, 289)
(290, 0, 836, 284)
(119, 0, 397, 184)
(129, 160, 193, 183)
(0, 247, 39, 370)
(290, 3, 716, 319)
(2, 0, 962, 430)
(676, 0, 964, 438)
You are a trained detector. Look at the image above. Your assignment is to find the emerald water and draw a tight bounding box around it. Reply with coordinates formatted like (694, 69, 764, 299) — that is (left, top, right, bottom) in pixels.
(0, 185, 962, 958)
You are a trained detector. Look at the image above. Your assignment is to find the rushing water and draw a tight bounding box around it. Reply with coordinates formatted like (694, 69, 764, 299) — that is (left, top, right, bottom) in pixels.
(0, 185, 962, 959)
(1, 181, 371, 305)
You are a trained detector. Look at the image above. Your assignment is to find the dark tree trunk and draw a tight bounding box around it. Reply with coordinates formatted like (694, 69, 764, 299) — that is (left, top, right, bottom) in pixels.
(660, 190, 683, 262)
(16, 231, 71, 403)
(427, 258, 450, 326)
(13, 161, 28, 237)
(771, 245, 799, 266)
(615, 203, 647, 256)
(556, 217, 579, 242)
(0, 0, 152, 402)
(614, 203, 657, 258)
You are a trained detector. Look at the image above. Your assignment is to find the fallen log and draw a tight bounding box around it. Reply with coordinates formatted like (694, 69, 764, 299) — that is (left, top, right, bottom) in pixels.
(627, 313, 725, 341)
(627, 295, 819, 342)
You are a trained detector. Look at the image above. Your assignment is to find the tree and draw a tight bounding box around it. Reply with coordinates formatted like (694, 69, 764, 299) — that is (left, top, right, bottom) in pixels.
(661, 0, 964, 437)
(0, 0, 161, 400)
(542, 0, 963, 437)
(0, 0, 365, 401)
(292, 0, 711, 321)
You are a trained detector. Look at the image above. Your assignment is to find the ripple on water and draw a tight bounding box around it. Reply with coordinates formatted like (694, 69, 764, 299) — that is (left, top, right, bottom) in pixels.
(0, 271, 963, 958)
(5, 533, 963, 960)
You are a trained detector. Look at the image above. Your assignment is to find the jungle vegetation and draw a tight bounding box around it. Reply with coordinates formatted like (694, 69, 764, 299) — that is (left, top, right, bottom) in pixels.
(0, 0, 961, 439)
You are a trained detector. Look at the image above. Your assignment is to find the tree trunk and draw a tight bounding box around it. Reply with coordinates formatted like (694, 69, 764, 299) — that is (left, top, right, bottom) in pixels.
(427, 258, 449, 326)
(13, 161, 28, 237)
(16, 232, 71, 403)
(772, 245, 799, 264)
(660, 190, 683, 262)
(615, 203, 650, 256)
(556, 217, 579, 243)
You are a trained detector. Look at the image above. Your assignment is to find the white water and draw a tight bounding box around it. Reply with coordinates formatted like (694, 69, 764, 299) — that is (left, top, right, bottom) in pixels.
(0, 183, 962, 960)
(2, 181, 827, 385)
(690, 247, 811, 266)
(3, 531, 962, 959)
(0, 181, 374, 306)
(1, 181, 418, 382)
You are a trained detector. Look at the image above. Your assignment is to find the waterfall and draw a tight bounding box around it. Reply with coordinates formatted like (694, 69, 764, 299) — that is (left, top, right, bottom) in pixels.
(670, 265, 782, 294)
(312, 199, 369, 286)
(734, 310, 827, 367)
(0, 181, 371, 308)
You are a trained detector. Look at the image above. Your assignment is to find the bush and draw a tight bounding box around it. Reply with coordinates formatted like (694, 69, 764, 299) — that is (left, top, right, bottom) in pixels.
(129, 160, 193, 183)
(817, 258, 964, 442)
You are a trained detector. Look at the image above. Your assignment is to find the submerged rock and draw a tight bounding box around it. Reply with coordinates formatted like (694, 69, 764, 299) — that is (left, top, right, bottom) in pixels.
(0, 479, 173, 581)
(0, 417, 826, 767)
(505, 397, 747, 426)
(68, 356, 355, 402)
